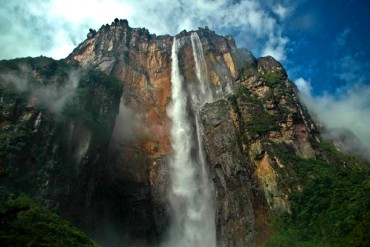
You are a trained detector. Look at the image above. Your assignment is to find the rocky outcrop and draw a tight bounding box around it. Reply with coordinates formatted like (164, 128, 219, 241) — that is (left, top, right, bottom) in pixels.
(1, 20, 324, 247)
(201, 99, 255, 246)
(0, 57, 122, 236)
(199, 54, 323, 245)
(67, 20, 258, 245)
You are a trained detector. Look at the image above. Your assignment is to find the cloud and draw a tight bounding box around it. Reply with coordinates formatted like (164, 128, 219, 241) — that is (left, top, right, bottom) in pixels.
(295, 77, 370, 159)
(0, 66, 79, 113)
(31, 71, 79, 113)
(261, 33, 289, 61)
(335, 28, 351, 48)
(0, 0, 291, 61)
(0, 66, 30, 92)
(331, 28, 370, 84)
(294, 77, 312, 95)
(110, 101, 144, 147)
(335, 53, 368, 83)
(272, 4, 291, 20)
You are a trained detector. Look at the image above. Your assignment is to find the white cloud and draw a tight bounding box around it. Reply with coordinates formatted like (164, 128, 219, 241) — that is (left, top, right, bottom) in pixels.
(273, 4, 290, 20)
(295, 78, 370, 157)
(48, 0, 133, 24)
(262, 33, 288, 61)
(293, 29, 370, 159)
(294, 77, 312, 95)
(0, 0, 290, 61)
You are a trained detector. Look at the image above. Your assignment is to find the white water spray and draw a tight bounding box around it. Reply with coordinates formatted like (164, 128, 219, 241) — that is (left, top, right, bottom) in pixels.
(166, 37, 216, 247)
(190, 32, 216, 247)
(190, 32, 213, 103)
(190, 32, 215, 218)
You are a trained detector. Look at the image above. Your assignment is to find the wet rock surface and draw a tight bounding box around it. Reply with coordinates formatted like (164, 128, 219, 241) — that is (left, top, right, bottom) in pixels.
(1, 20, 326, 247)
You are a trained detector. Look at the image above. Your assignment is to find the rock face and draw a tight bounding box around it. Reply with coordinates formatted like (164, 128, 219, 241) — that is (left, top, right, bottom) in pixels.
(0, 57, 123, 243)
(1, 20, 322, 247)
(201, 56, 321, 245)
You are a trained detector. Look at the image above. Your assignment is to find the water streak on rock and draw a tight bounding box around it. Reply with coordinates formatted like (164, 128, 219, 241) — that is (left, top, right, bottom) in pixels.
(166, 36, 215, 247)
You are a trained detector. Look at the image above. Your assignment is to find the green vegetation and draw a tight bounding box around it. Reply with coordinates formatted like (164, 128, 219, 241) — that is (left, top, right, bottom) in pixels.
(0, 123, 34, 159)
(0, 57, 123, 247)
(270, 83, 287, 100)
(317, 141, 368, 168)
(233, 85, 260, 103)
(245, 112, 280, 136)
(62, 68, 122, 145)
(263, 70, 283, 85)
(0, 187, 98, 247)
(238, 66, 260, 80)
(0, 89, 26, 115)
(229, 85, 280, 137)
(0, 56, 75, 81)
(261, 143, 370, 247)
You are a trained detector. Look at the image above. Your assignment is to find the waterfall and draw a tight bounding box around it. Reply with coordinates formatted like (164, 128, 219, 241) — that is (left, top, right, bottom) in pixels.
(166, 36, 215, 247)
(190, 32, 213, 103)
(190, 32, 216, 247)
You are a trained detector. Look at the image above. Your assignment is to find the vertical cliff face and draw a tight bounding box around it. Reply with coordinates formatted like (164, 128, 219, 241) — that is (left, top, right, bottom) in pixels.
(0, 57, 123, 239)
(201, 55, 321, 246)
(1, 20, 327, 247)
(66, 20, 260, 246)
(66, 20, 322, 246)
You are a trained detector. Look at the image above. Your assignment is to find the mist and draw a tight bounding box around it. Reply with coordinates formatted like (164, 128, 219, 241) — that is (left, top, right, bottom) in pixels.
(0, 66, 79, 113)
(295, 78, 370, 160)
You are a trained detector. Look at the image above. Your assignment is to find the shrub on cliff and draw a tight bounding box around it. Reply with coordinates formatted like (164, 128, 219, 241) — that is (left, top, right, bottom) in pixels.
(262, 144, 370, 247)
(0, 187, 98, 246)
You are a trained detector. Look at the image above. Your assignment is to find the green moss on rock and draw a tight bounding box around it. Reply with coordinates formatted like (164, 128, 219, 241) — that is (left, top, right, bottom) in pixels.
(261, 144, 370, 247)
(263, 70, 283, 86)
(0, 187, 98, 247)
(0, 123, 34, 159)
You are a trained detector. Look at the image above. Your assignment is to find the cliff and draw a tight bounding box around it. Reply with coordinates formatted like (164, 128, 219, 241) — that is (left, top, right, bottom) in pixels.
(0, 20, 369, 247)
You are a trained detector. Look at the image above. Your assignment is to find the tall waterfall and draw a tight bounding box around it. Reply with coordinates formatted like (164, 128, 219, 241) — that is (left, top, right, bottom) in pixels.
(190, 32, 215, 234)
(190, 32, 213, 103)
(166, 36, 215, 247)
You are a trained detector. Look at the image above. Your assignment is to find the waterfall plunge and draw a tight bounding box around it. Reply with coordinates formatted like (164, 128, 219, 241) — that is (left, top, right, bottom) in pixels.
(190, 32, 213, 103)
(166, 36, 215, 247)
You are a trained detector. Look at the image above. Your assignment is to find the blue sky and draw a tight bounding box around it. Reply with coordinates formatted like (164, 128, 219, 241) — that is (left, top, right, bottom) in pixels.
(0, 0, 369, 153)
(283, 0, 370, 94)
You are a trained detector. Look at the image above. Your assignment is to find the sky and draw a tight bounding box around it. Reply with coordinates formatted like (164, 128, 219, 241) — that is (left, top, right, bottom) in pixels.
(0, 0, 369, 154)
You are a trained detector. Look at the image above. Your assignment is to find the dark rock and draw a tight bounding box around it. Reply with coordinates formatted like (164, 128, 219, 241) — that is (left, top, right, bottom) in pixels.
(0, 21, 332, 247)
